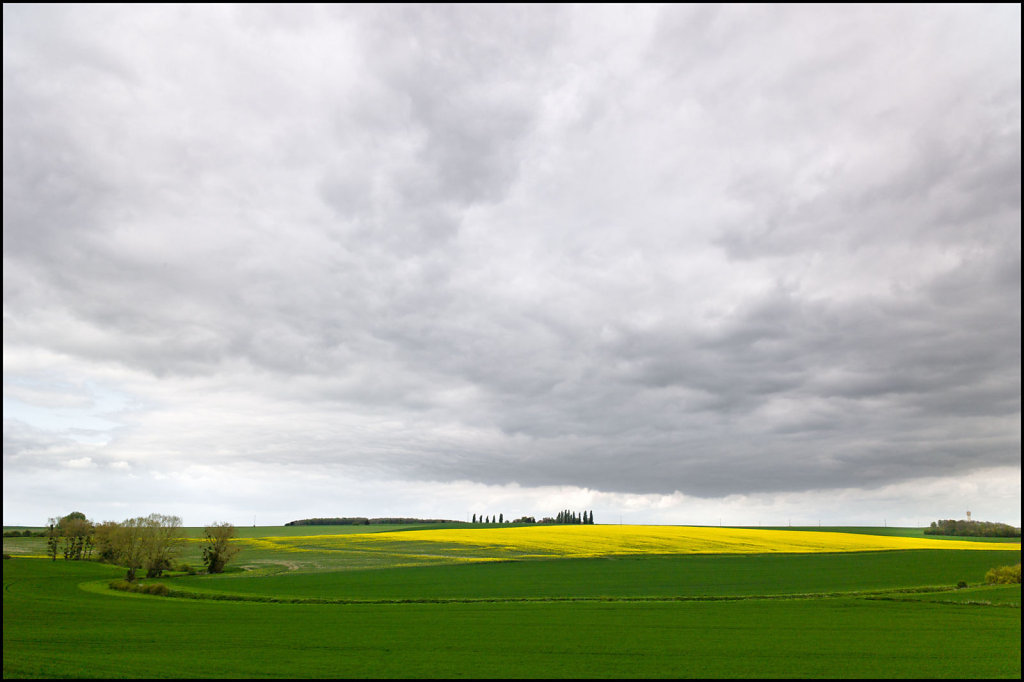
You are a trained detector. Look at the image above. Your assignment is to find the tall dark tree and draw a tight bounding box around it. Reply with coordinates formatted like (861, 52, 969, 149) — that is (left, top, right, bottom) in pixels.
(45, 518, 60, 561)
(202, 522, 241, 574)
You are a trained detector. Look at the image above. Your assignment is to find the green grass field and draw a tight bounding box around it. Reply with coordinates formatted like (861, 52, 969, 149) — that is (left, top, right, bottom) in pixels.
(747, 525, 1021, 543)
(3, 525, 1020, 678)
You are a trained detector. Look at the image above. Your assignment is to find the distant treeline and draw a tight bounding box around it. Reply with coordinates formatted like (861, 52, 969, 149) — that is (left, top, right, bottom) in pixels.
(924, 519, 1020, 537)
(284, 517, 459, 526)
(3, 529, 46, 537)
(472, 510, 595, 524)
(287, 511, 596, 526)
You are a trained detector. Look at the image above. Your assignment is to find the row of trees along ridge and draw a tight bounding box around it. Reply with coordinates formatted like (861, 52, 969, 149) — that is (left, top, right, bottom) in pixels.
(45, 511, 241, 581)
(285, 512, 597, 526)
(470, 511, 595, 524)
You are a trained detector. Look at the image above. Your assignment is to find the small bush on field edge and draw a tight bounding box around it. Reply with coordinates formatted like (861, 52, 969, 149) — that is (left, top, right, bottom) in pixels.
(984, 563, 1021, 585)
(109, 579, 170, 596)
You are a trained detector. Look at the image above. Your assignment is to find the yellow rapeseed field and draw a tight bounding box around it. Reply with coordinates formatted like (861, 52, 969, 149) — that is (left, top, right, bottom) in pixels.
(311, 525, 1020, 559)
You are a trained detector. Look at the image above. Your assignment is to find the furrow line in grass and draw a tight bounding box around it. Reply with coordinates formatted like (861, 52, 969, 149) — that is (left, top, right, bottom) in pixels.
(120, 584, 983, 606)
(862, 595, 1020, 608)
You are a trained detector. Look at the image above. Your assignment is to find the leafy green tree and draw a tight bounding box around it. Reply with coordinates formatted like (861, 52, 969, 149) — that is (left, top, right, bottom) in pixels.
(202, 522, 241, 574)
(92, 521, 122, 563)
(58, 513, 94, 560)
(114, 517, 148, 582)
(141, 514, 185, 577)
(43, 513, 95, 561)
(89, 514, 182, 580)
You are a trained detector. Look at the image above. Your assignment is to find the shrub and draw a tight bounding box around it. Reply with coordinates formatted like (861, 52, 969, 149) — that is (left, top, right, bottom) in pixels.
(956, 581, 968, 589)
(139, 582, 170, 596)
(985, 564, 1022, 585)
(2, 553, 11, 560)
(109, 579, 170, 596)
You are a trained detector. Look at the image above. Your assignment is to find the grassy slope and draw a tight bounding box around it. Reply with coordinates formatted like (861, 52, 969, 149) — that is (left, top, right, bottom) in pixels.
(3, 558, 1019, 679)
(4, 525, 1020, 678)
(166, 549, 1022, 601)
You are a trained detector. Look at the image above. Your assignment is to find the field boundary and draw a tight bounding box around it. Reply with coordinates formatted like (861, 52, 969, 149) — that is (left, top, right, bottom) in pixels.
(78, 579, 1019, 607)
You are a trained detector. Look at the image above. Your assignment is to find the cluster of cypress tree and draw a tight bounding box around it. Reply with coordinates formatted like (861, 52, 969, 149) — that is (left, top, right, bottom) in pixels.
(555, 510, 594, 524)
(472, 514, 505, 524)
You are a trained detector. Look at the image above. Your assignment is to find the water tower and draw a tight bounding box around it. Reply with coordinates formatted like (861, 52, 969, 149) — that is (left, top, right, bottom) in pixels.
(966, 511, 972, 522)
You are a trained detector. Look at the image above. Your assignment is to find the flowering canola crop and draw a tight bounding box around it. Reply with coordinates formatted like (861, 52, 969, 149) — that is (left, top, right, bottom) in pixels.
(268, 525, 1019, 561)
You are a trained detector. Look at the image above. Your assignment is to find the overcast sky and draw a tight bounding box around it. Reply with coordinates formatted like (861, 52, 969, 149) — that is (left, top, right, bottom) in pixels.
(4, 4, 1020, 528)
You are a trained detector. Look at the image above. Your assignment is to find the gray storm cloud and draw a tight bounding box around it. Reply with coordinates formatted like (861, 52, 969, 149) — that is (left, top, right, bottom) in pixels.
(3, 4, 1020, 504)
